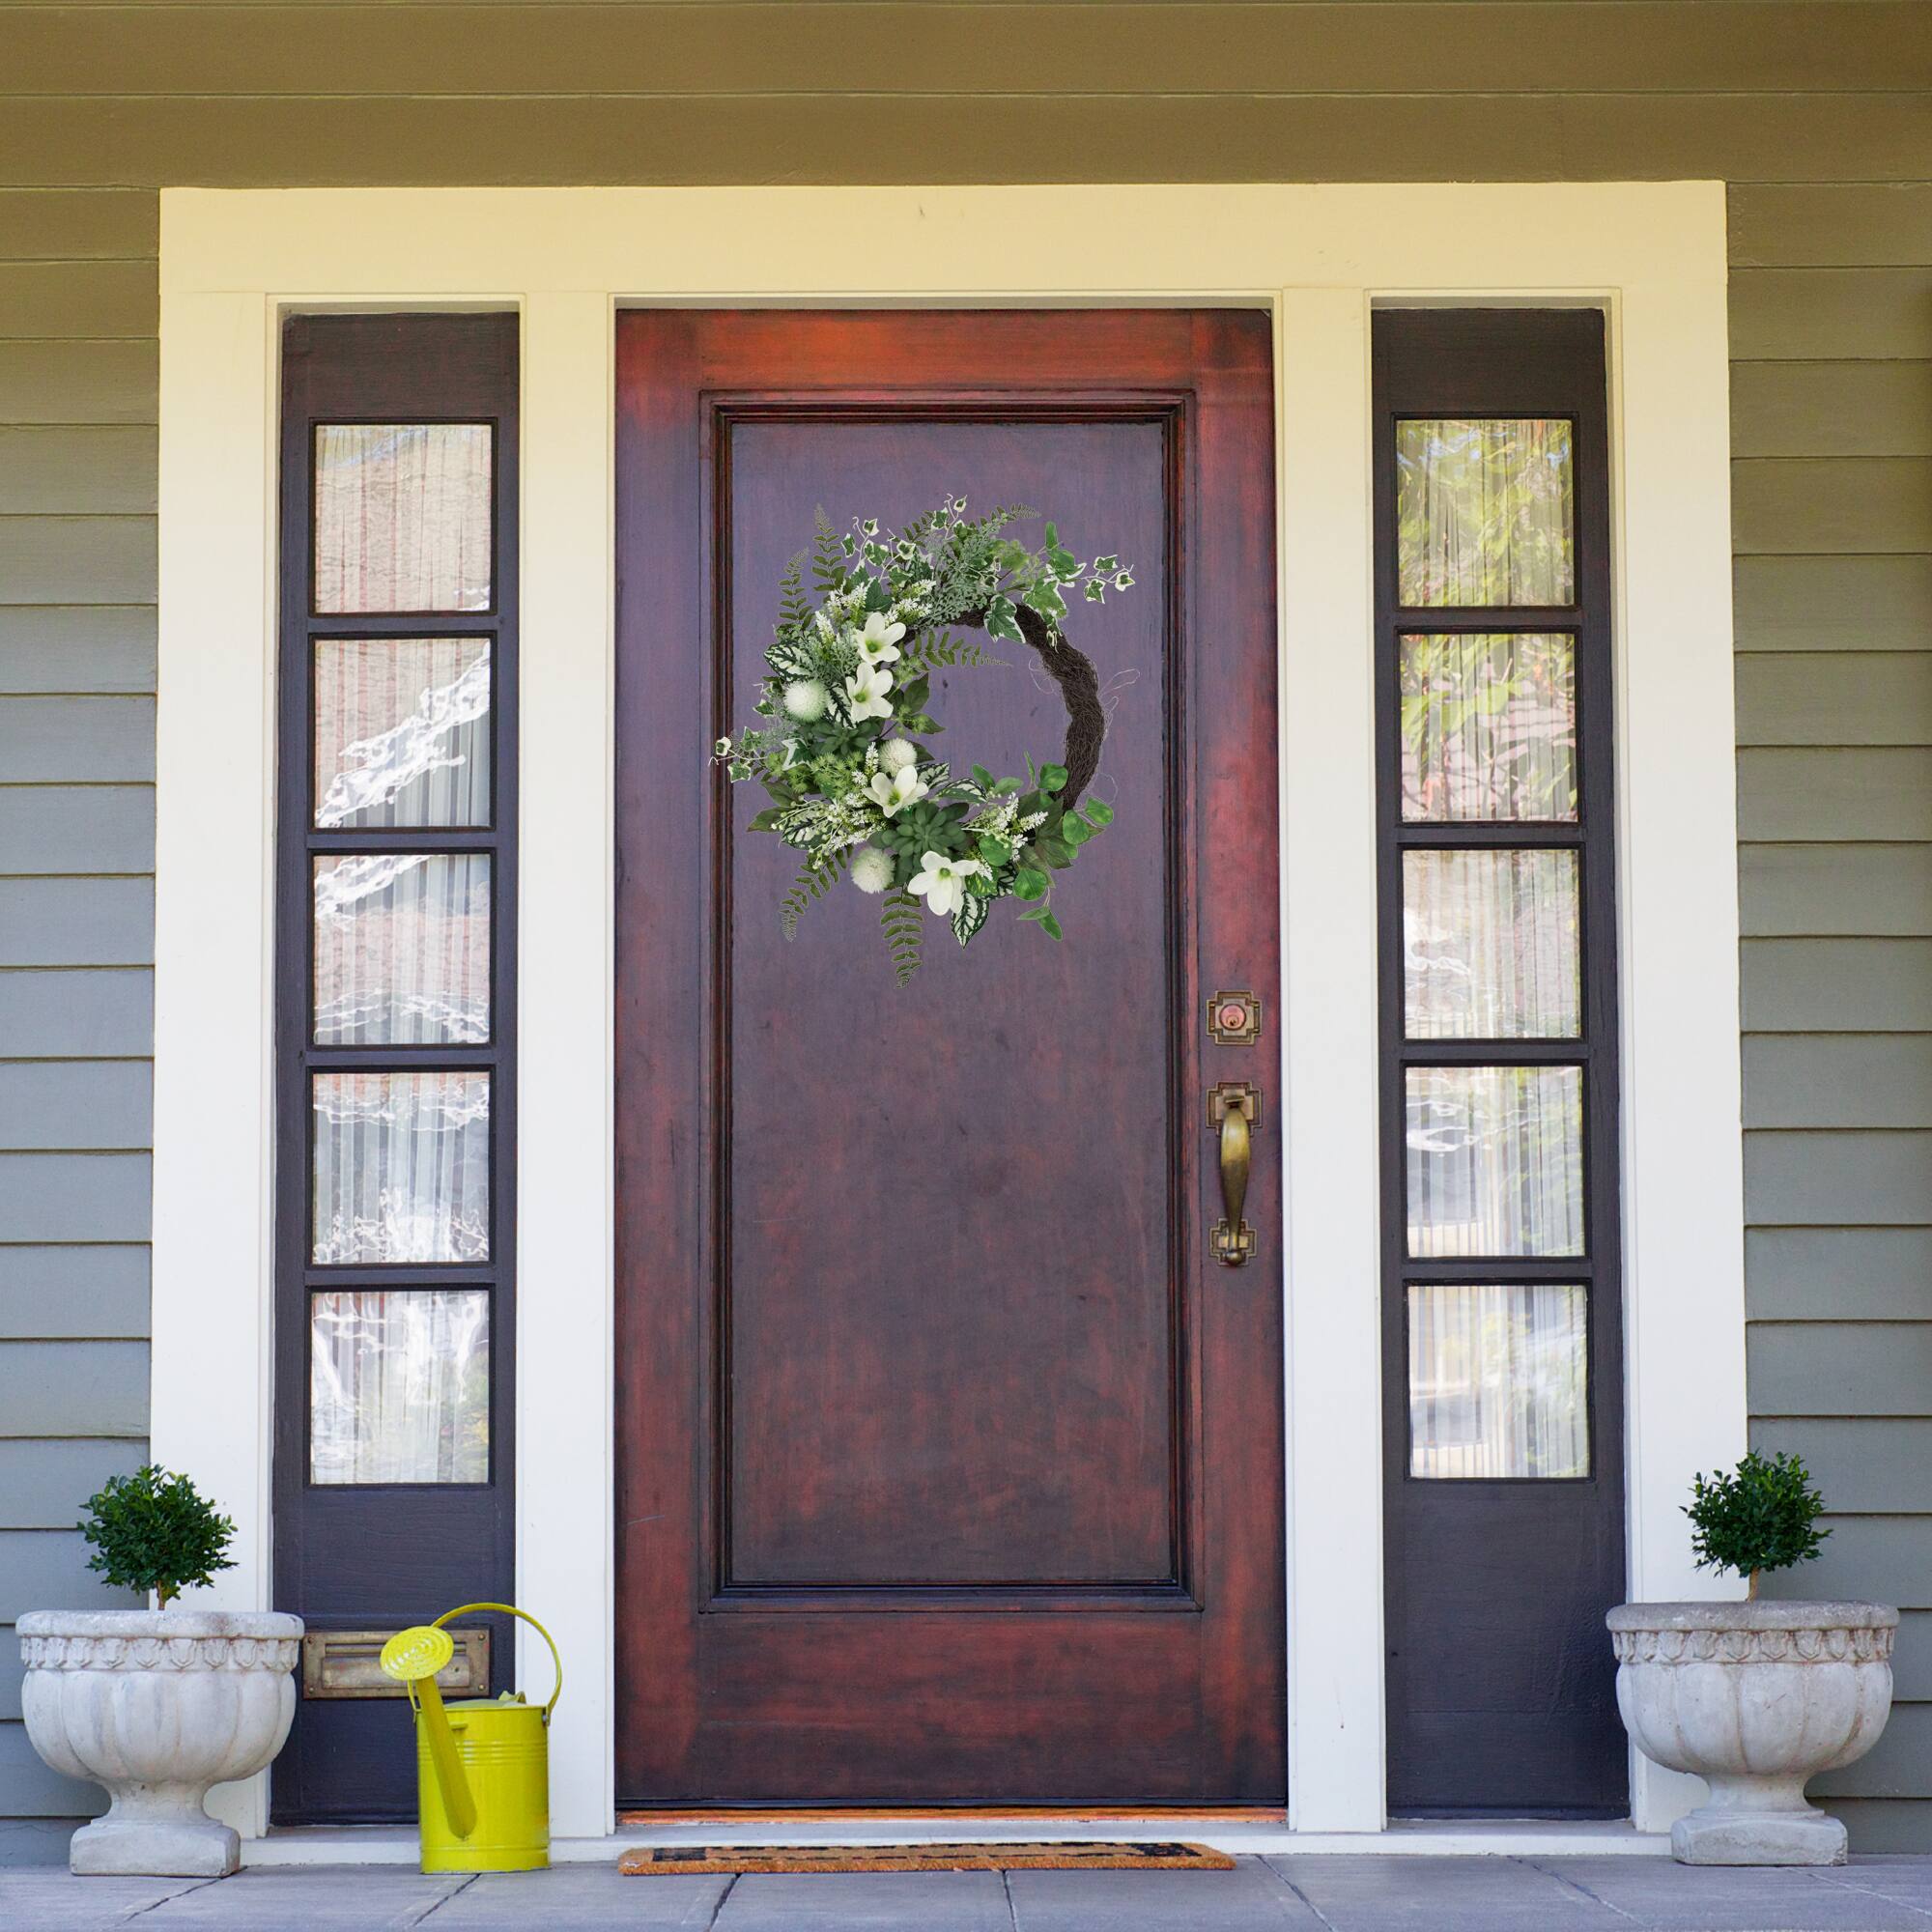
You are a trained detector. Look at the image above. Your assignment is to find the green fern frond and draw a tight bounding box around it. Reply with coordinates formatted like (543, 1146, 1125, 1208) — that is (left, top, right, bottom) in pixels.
(811, 506, 845, 595)
(776, 548, 810, 634)
(780, 849, 848, 942)
(881, 888, 924, 985)
(899, 631, 1006, 674)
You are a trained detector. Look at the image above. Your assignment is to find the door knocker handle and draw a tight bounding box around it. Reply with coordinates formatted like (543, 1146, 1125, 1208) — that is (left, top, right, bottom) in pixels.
(1208, 1082, 1260, 1266)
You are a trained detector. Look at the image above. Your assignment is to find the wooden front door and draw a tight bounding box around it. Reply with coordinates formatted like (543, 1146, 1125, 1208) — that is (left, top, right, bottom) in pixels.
(613, 309, 1283, 1807)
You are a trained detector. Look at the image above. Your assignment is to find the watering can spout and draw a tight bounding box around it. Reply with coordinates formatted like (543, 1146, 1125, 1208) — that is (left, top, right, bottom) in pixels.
(380, 1626, 479, 1840)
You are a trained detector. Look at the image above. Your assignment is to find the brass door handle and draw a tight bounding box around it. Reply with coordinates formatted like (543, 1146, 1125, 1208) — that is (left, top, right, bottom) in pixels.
(1208, 1082, 1260, 1266)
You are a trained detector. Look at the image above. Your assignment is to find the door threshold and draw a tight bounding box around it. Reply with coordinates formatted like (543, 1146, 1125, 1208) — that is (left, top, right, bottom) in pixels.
(618, 1805, 1287, 1826)
(248, 1817, 1671, 1866)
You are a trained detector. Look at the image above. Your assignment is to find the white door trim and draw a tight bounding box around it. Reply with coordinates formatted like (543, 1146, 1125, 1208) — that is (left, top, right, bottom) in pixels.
(155, 181, 1741, 1842)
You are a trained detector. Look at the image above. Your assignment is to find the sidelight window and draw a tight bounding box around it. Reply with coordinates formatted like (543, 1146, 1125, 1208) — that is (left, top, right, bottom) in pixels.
(1375, 320, 1623, 1491)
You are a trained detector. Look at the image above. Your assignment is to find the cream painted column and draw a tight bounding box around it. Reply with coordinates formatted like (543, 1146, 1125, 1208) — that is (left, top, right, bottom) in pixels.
(1277, 286, 1386, 1833)
(151, 285, 278, 1837)
(1613, 254, 1749, 1832)
(516, 292, 618, 1840)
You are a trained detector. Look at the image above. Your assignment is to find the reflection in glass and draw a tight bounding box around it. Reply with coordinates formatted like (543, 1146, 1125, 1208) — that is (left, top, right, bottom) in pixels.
(312, 1071, 490, 1264)
(310, 1290, 490, 1485)
(1397, 417, 1575, 607)
(1404, 849, 1579, 1040)
(1406, 1065, 1583, 1258)
(313, 854, 491, 1046)
(1408, 1283, 1588, 1479)
(1400, 633, 1576, 822)
(314, 423, 492, 614)
(314, 638, 492, 829)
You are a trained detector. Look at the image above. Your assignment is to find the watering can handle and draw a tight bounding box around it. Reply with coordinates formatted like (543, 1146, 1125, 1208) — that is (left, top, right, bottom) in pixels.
(432, 1603, 563, 1723)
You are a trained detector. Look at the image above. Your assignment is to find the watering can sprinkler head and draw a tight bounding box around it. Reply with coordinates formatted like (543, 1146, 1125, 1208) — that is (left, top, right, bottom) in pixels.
(380, 1625, 455, 1687)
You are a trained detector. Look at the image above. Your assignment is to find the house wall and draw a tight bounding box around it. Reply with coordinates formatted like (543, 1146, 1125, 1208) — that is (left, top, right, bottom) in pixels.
(0, 0, 1926, 1858)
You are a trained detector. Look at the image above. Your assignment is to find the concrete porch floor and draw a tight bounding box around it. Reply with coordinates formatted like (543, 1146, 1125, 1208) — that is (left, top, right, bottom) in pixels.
(13, 1856, 1932, 1930)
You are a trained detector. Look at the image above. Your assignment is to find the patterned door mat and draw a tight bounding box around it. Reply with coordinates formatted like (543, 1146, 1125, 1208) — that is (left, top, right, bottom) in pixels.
(620, 1839, 1236, 1875)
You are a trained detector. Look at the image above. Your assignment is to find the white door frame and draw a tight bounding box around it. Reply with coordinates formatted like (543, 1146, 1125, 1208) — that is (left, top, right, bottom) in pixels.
(153, 182, 1743, 1845)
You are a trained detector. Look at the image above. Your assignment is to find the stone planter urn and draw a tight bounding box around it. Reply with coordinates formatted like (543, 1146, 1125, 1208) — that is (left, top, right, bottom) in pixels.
(1608, 1600, 1897, 1865)
(18, 1609, 303, 1876)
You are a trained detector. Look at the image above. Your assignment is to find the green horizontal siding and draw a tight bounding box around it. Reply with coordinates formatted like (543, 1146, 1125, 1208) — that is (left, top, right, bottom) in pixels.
(0, 0, 1924, 1853)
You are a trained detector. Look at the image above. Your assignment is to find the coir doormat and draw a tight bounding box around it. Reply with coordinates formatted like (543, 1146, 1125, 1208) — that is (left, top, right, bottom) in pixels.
(620, 1839, 1236, 1876)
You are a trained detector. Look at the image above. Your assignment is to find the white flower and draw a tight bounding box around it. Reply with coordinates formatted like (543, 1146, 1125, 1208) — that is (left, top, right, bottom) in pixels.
(849, 847, 895, 895)
(866, 764, 928, 817)
(844, 662, 895, 724)
(782, 678, 829, 723)
(878, 738, 919, 775)
(853, 611, 907, 667)
(908, 850, 990, 921)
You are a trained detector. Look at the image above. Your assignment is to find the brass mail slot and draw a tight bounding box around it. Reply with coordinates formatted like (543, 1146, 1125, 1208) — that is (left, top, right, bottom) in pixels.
(300, 1627, 490, 1701)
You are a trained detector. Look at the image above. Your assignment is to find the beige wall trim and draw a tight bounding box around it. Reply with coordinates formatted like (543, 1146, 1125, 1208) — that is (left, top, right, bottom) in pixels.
(156, 183, 1740, 1842)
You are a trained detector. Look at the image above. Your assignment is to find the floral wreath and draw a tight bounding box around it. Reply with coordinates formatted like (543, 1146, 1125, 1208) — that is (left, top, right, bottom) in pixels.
(714, 496, 1134, 982)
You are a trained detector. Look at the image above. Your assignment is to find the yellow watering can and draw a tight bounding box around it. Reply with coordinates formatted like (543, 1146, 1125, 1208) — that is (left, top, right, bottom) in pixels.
(380, 1603, 561, 1874)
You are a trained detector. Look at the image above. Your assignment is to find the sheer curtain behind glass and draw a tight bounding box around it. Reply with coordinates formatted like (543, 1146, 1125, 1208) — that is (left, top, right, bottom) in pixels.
(1408, 1283, 1587, 1478)
(1396, 418, 1574, 607)
(310, 1290, 490, 1484)
(314, 424, 493, 614)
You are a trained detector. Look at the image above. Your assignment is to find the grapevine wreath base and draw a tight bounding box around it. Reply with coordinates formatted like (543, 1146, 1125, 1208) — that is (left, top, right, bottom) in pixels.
(714, 497, 1134, 982)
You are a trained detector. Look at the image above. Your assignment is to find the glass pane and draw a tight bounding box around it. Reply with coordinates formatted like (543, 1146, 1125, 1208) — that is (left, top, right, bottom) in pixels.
(1400, 633, 1577, 822)
(310, 1290, 490, 1485)
(314, 423, 492, 614)
(1406, 1065, 1583, 1258)
(314, 638, 492, 829)
(1397, 417, 1575, 607)
(312, 1070, 490, 1264)
(313, 854, 491, 1046)
(1404, 849, 1580, 1040)
(1407, 1283, 1588, 1479)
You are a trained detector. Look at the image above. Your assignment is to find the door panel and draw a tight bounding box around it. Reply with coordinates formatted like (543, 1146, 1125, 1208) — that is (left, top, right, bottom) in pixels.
(615, 309, 1282, 1805)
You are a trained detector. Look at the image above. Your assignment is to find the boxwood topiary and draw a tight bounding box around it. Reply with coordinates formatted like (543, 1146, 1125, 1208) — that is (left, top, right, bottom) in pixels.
(1685, 1450, 1829, 1599)
(78, 1464, 237, 1609)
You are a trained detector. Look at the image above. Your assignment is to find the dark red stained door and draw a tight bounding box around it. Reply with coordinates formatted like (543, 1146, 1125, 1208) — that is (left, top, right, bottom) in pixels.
(614, 309, 1282, 1806)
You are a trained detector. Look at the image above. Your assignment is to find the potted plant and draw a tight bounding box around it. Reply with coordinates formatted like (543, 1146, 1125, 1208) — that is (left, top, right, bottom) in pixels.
(17, 1465, 302, 1876)
(1608, 1452, 1896, 1865)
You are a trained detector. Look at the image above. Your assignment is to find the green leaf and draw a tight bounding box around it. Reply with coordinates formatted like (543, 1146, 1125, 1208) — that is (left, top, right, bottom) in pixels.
(1083, 798, 1115, 827)
(977, 836, 1011, 867)
(971, 763, 994, 790)
(1037, 837, 1074, 869)
(1040, 912, 1064, 941)
(1063, 813, 1091, 847)
(1012, 867, 1048, 901)
(1018, 904, 1051, 923)
(952, 892, 991, 947)
(746, 808, 782, 833)
(983, 595, 1024, 645)
(1040, 763, 1068, 794)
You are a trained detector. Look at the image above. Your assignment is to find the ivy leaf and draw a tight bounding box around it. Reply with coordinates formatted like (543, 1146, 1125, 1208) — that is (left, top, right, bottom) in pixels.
(983, 595, 1024, 645)
(1039, 763, 1068, 794)
(1012, 867, 1049, 901)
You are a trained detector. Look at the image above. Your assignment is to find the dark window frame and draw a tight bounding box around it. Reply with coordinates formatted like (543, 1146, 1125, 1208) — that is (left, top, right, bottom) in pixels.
(272, 313, 520, 1824)
(1374, 308, 1628, 1818)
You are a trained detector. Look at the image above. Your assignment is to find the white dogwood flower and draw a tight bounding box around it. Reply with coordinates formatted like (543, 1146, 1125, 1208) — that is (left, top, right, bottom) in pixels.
(844, 663, 895, 724)
(853, 611, 907, 667)
(909, 850, 989, 921)
(866, 764, 928, 817)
